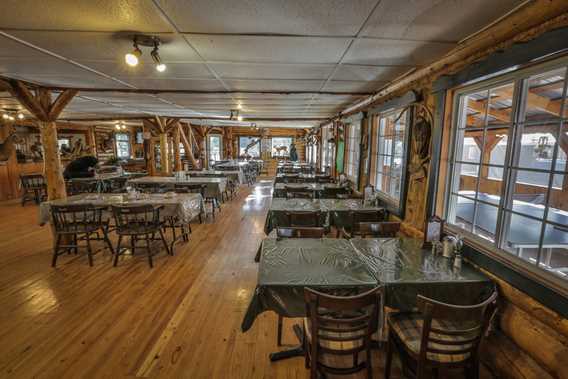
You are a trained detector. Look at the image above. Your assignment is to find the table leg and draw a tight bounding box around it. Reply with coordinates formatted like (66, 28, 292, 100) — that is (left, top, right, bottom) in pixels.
(269, 324, 305, 362)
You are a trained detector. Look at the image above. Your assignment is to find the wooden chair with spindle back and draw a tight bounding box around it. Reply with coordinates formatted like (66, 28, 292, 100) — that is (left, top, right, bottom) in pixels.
(284, 211, 322, 228)
(20, 173, 47, 206)
(285, 185, 314, 199)
(111, 204, 171, 268)
(385, 291, 498, 379)
(303, 286, 384, 379)
(50, 203, 114, 267)
(321, 186, 351, 199)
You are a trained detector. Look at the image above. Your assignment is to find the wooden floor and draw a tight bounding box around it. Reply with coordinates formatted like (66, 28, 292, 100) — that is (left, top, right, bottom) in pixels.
(0, 180, 490, 378)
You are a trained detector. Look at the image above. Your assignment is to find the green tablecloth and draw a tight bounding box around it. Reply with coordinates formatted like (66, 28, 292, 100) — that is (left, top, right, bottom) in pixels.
(241, 237, 493, 332)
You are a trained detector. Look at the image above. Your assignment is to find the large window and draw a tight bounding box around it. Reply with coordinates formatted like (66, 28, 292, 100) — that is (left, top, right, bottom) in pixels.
(115, 133, 130, 159)
(306, 140, 318, 165)
(238, 136, 260, 158)
(373, 108, 409, 209)
(446, 59, 568, 283)
(208, 134, 222, 164)
(321, 126, 334, 173)
(345, 122, 361, 183)
(272, 137, 293, 158)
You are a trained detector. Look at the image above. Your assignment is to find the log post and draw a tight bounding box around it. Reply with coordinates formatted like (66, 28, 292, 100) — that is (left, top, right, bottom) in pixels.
(85, 126, 97, 156)
(179, 122, 199, 169)
(159, 132, 170, 175)
(2, 79, 77, 200)
(173, 125, 182, 172)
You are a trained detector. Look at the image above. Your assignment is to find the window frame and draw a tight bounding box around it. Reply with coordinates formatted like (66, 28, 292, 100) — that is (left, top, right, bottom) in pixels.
(344, 122, 361, 184)
(371, 108, 412, 217)
(207, 134, 223, 164)
(444, 55, 568, 293)
(115, 133, 131, 159)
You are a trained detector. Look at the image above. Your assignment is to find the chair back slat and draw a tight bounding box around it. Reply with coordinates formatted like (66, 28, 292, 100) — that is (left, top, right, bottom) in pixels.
(112, 205, 160, 233)
(50, 204, 104, 232)
(276, 227, 324, 238)
(284, 211, 321, 227)
(354, 221, 401, 238)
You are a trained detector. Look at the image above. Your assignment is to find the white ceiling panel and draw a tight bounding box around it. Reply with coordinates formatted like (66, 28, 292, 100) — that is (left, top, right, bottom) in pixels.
(4, 73, 129, 89)
(210, 63, 334, 80)
(81, 61, 214, 80)
(331, 64, 413, 82)
(158, 0, 377, 35)
(362, 0, 523, 42)
(225, 79, 324, 92)
(343, 39, 454, 66)
(186, 35, 351, 64)
(8, 31, 198, 63)
(0, 0, 170, 32)
(114, 78, 227, 91)
(322, 80, 387, 93)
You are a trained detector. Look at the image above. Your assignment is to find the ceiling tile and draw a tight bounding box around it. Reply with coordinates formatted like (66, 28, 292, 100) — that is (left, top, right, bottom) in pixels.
(210, 63, 334, 80)
(159, 0, 377, 35)
(332, 64, 413, 82)
(225, 79, 324, 92)
(0, 0, 170, 32)
(82, 61, 214, 80)
(343, 38, 454, 66)
(186, 35, 350, 64)
(361, 0, 523, 42)
(322, 80, 386, 93)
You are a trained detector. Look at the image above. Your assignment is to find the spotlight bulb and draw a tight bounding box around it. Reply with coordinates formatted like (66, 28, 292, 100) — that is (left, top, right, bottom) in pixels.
(237, 115, 243, 122)
(156, 63, 166, 72)
(115, 125, 121, 130)
(236, 103, 242, 110)
(121, 124, 126, 130)
(17, 112, 24, 120)
(2, 114, 9, 120)
(125, 45, 141, 67)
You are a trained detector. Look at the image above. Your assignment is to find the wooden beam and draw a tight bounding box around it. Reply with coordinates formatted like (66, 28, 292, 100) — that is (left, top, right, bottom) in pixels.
(3, 79, 49, 121)
(178, 122, 199, 169)
(48, 89, 79, 120)
(173, 125, 182, 172)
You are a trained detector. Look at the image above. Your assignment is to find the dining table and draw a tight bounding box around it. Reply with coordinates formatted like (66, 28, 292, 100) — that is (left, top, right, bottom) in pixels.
(38, 192, 204, 226)
(241, 237, 493, 361)
(272, 182, 347, 198)
(185, 169, 244, 184)
(127, 176, 227, 201)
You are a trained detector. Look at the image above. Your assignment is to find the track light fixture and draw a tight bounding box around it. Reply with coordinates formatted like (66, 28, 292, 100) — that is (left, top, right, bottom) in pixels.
(151, 41, 166, 72)
(124, 35, 166, 72)
(2, 109, 23, 122)
(125, 40, 142, 67)
(114, 120, 127, 130)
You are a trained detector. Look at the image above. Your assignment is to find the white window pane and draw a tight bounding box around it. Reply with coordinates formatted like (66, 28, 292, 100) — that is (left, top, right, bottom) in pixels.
(524, 68, 566, 123)
(540, 224, 568, 279)
(503, 212, 543, 265)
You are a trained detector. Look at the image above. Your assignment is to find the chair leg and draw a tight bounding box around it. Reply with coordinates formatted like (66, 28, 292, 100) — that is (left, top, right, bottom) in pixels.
(85, 233, 94, 267)
(52, 234, 62, 267)
(103, 228, 114, 255)
(114, 235, 123, 267)
(146, 234, 153, 268)
(384, 334, 393, 379)
(130, 235, 136, 255)
(277, 315, 283, 346)
(366, 347, 373, 379)
(159, 228, 171, 256)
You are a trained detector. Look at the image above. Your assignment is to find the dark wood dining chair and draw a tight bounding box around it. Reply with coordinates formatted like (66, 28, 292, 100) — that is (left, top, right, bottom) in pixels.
(285, 185, 314, 199)
(276, 226, 325, 238)
(20, 173, 46, 206)
(349, 221, 401, 238)
(385, 291, 498, 379)
(321, 186, 351, 199)
(285, 211, 322, 227)
(339, 210, 386, 238)
(303, 286, 383, 379)
(111, 204, 171, 268)
(50, 203, 114, 267)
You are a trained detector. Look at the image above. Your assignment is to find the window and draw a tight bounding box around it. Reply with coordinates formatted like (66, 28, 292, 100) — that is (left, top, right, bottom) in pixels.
(446, 60, 568, 283)
(57, 138, 71, 151)
(115, 133, 130, 159)
(208, 135, 222, 164)
(373, 108, 409, 209)
(321, 126, 334, 173)
(239, 136, 260, 158)
(307, 140, 318, 165)
(272, 137, 293, 157)
(345, 122, 361, 183)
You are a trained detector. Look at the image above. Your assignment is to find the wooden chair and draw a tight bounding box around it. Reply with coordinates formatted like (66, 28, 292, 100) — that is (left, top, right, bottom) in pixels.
(132, 182, 167, 194)
(276, 227, 325, 238)
(111, 205, 171, 268)
(321, 186, 351, 199)
(340, 210, 386, 238)
(349, 221, 401, 238)
(285, 186, 314, 199)
(303, 286, 383, 379)
(316, 175, 333, 184)
(50, 204, 114, 267)
(20, 173, 46, 206)
(285, 211, 322, 227)
(385, 291, 498, 379)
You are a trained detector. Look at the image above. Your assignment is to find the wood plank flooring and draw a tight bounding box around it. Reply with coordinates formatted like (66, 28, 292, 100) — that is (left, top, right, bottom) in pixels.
(0, 180, 485, 378)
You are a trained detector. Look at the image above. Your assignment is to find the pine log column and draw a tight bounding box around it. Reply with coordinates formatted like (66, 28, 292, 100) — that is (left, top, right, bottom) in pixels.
(2, 80, 77, 200)
(173, 124, 182, 172)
